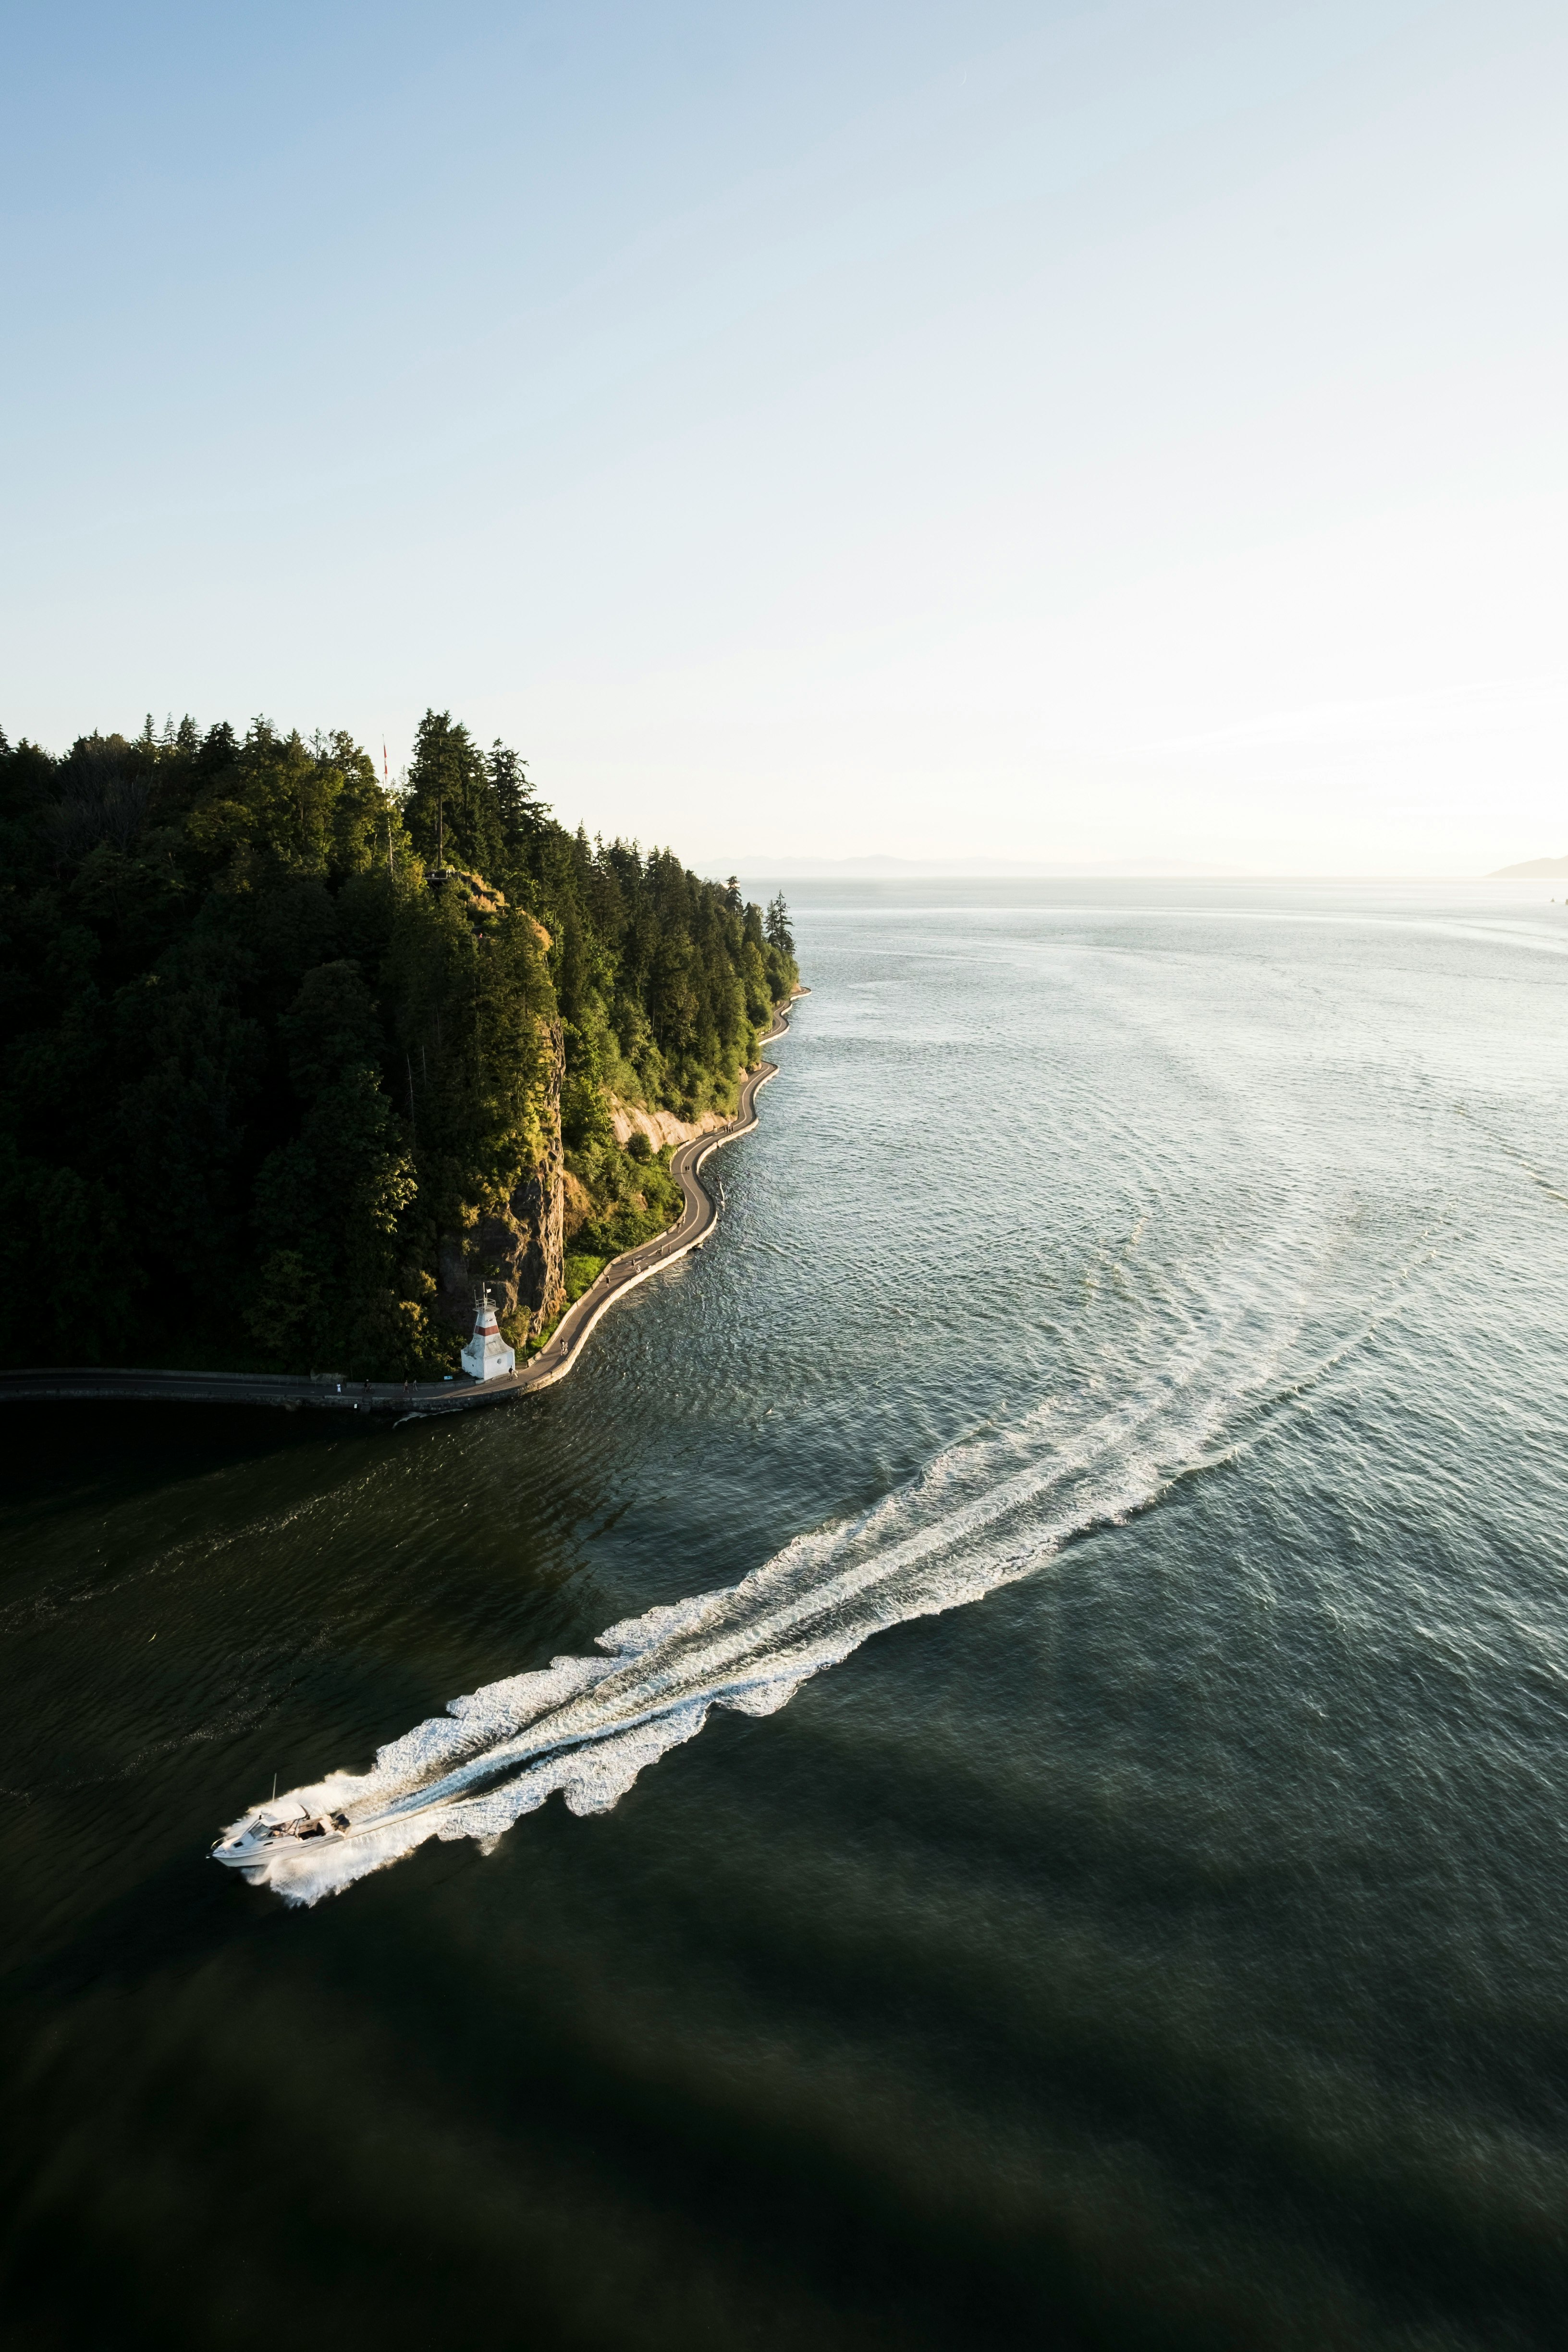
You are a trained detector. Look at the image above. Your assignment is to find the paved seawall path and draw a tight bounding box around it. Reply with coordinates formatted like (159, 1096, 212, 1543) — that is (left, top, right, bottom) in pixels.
(0, 996, 802, 1422)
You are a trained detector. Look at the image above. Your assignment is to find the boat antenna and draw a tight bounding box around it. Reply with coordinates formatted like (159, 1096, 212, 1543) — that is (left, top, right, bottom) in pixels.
(271, 1774, 278, 1802)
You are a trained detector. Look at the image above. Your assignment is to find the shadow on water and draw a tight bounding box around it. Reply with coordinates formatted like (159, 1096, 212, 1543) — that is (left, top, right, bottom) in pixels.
(0, 1773, 1099, 2352)
(0, 1398, 391, 1519)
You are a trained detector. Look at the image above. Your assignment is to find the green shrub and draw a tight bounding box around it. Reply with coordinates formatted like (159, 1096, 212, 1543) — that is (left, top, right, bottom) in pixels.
(563, 1252, 607, 1303)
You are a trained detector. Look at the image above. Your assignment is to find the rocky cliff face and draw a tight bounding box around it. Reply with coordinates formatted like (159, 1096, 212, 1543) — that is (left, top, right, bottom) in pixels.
(436, 1019, 568, 1344)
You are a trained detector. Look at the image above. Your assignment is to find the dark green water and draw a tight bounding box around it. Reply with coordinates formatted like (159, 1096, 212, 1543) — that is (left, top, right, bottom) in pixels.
(5, 880, 1568, 2351)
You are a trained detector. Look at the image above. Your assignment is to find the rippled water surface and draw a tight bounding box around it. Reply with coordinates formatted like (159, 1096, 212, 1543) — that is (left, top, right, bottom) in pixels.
(5, 879, 1568, 2351)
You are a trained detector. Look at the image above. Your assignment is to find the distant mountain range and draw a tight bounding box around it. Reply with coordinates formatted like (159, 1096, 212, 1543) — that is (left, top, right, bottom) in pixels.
(724, 854, 1249, 879)
(1489, 855, 1568, 879)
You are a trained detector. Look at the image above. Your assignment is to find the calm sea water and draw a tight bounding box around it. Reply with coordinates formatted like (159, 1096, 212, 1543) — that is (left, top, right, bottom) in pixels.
(5, 879, 1568, 2351)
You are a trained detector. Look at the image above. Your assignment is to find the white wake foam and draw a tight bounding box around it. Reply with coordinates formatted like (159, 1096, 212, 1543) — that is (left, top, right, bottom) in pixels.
(223, 1237, 1310, 1905)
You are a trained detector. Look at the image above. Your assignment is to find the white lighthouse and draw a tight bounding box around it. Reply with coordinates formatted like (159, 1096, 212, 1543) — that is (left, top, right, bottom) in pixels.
(461, 1284, 516, 1381)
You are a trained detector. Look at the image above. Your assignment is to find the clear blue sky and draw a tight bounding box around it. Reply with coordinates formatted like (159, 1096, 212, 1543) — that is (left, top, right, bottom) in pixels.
(3, 0, 1563, 871)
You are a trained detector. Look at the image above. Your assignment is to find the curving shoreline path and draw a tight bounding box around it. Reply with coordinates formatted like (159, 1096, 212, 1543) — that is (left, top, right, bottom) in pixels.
(0, 995, 802, 1423)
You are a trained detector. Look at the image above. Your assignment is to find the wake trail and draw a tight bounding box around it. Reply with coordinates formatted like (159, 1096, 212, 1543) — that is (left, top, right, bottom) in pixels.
(224, 1228, 1320, 1905)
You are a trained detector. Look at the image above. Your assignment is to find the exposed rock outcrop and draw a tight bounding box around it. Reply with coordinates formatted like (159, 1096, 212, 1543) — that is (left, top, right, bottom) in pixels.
(561, 1167, 594, 1239)
(606, 1092, 731, 1152)
(436, 1020, 568, 1343)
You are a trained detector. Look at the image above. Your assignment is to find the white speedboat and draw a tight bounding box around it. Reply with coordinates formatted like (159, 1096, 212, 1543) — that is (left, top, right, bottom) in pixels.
(211, 1803, 354, 1869)
(212, 1782, 475, 1871)
(212, 1693, 684, 1876)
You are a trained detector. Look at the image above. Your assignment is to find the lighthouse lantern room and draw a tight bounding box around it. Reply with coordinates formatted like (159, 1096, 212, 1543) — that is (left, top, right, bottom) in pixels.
(461, 1284, 516, 1382)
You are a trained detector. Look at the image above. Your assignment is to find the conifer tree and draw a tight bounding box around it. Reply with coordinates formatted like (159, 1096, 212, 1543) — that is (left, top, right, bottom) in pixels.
(765, 893, 794, 955)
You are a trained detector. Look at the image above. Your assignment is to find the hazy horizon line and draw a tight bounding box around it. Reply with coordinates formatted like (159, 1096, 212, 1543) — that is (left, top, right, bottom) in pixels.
(713, 854, 1559, 882)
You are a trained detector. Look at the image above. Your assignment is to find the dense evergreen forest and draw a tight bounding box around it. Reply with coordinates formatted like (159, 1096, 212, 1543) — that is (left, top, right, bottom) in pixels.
(0, 710, 796, 1377)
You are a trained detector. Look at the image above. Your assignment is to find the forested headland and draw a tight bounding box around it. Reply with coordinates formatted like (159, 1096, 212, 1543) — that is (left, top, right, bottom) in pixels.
(0, 711, 797, 1377)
